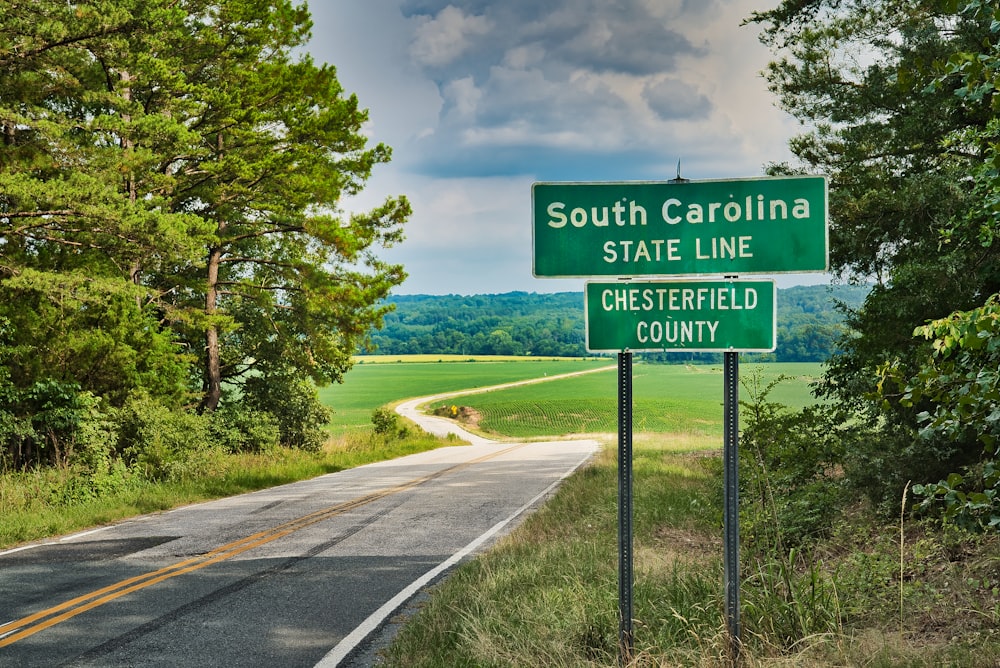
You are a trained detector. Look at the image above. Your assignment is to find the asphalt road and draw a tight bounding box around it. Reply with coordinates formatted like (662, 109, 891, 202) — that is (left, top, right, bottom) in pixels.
(0, 374, 606, 667)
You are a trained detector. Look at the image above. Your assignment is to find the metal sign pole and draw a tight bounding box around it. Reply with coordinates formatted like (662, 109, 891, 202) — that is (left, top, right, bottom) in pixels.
(617, 351, 634, 662)
(723, 350, 741, 661)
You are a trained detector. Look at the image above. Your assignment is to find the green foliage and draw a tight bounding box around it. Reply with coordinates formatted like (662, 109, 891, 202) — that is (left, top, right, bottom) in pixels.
(243, 374, 332, 451)
(208, 404, 280, 454)
(370, 406, 408, 439)
(935, 2, 1000, 259)
(0, 0, 406, 466)
(368, 287, 866, 362)
(739, 370, 851, 549)
(48, 459, 137, 507)
(0, 270, 192, 407)
(881, 294, 1000, 530)
(913, 467, 1000, 532)
(1, 379, 105, 470)
(904, 295, 1000, 448)
(371, 292, 586, 357)
(767, 284, 869, 363)
(114, 396, 220, 482)
(143, 0, 409, 411)
(752, 0, 1000, 513)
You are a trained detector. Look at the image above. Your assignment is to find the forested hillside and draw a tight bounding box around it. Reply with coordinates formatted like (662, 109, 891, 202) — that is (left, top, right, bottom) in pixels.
(369, 284, 869, 361)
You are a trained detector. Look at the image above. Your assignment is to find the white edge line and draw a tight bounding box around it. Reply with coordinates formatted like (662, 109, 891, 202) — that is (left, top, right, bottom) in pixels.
(314, 445, 596, 667)
(0, 524, 118, 558)
(0, 544, 37, 557)
(59, 526, 113, 542)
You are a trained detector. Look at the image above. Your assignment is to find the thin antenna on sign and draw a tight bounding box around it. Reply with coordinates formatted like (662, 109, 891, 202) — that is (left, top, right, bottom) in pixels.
(669, 159, 690, 183)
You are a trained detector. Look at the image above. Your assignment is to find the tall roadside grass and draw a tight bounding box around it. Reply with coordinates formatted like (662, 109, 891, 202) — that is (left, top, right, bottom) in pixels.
(0, 430, 450, 550)
(379, 434, 1000, 667)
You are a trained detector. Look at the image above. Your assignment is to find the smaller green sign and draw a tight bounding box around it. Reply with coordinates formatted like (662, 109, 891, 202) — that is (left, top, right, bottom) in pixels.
(585, 279, 776, 353)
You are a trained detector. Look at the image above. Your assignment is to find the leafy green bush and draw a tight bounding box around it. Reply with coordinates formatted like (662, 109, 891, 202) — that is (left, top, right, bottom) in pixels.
(48, 460, 137, 506)
(913, 466, 1000, 533)
(739, 372, 851, 549)
(1, 379, 107, 470)
(371, 406, 398, 434)
(114, 396, 218, 481)
(209, 404, 280, 454)
(0, 270, 193, 408)
(371, 406, 409, 439)
(881, 294, 1000, 531)
(243, 374, 332, 451)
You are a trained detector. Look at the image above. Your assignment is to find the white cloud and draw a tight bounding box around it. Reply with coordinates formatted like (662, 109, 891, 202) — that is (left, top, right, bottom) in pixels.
(502, 44, 545, 70)
(442, 76, 482, 120)
(410, 5, 492, 68)
(395, 0, 793, 180)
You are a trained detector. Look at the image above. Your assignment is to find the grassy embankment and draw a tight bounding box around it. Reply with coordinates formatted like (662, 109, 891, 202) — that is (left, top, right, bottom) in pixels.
(0, 357, 606, 549)
(376, 361, 1000, 667)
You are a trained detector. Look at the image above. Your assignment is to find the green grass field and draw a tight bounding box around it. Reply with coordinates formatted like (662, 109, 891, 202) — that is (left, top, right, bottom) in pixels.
(320, 358, 614, 434)
(322, 358, 825, 439)
(452, 362, 822, 438)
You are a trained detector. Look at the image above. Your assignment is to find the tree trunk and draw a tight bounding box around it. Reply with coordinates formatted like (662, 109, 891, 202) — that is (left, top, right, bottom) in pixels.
(201, 131, 227, 413)
(202, 245, 223, 413)
(120, 70, 143, 305)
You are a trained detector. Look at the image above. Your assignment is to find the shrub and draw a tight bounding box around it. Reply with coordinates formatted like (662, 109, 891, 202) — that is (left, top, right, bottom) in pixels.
(879, 294, 1000, 531)
(49, 460, 137, 506)
(243, 374, 333, 451)
(209, 404, 280, 454)
(371, 406, 410, 439)
(0, 380, 112, 470)
(371, 406, 399, 435)
(739, 371, 852, 550)
(114, 396, 217, 481)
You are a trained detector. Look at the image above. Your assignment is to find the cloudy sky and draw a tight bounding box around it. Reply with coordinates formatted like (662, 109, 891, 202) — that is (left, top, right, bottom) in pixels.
(306, 1, 824, 295)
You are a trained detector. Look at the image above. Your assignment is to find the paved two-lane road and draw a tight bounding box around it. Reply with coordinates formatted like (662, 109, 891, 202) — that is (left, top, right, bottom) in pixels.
(0, 369, 610, 667)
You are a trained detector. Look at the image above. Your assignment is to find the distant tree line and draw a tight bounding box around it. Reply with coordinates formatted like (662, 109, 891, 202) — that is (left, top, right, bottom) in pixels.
(369, 285, 869, 361)
(370, 292, 586, 357)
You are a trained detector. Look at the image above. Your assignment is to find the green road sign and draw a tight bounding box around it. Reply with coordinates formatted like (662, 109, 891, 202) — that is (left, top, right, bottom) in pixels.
(533, 176, 827, 277)
(585, 279, 776, 353)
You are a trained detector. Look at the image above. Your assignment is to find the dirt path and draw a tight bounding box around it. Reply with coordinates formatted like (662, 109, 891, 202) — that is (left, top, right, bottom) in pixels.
(394, 364, 617, 443)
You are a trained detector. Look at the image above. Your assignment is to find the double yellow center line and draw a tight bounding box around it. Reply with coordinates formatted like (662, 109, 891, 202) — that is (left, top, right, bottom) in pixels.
(0, 442, 528, 648)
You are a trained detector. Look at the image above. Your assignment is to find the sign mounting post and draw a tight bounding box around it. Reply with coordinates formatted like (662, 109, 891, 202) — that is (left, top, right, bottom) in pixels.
(617, 351, 634, 660)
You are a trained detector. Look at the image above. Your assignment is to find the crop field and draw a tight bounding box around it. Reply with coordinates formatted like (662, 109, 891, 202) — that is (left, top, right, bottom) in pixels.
(450, 361, 823, 438)
(319, 358, 613, 434)
(322, 358, 824, 438)
(463, 396, 720, 437)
